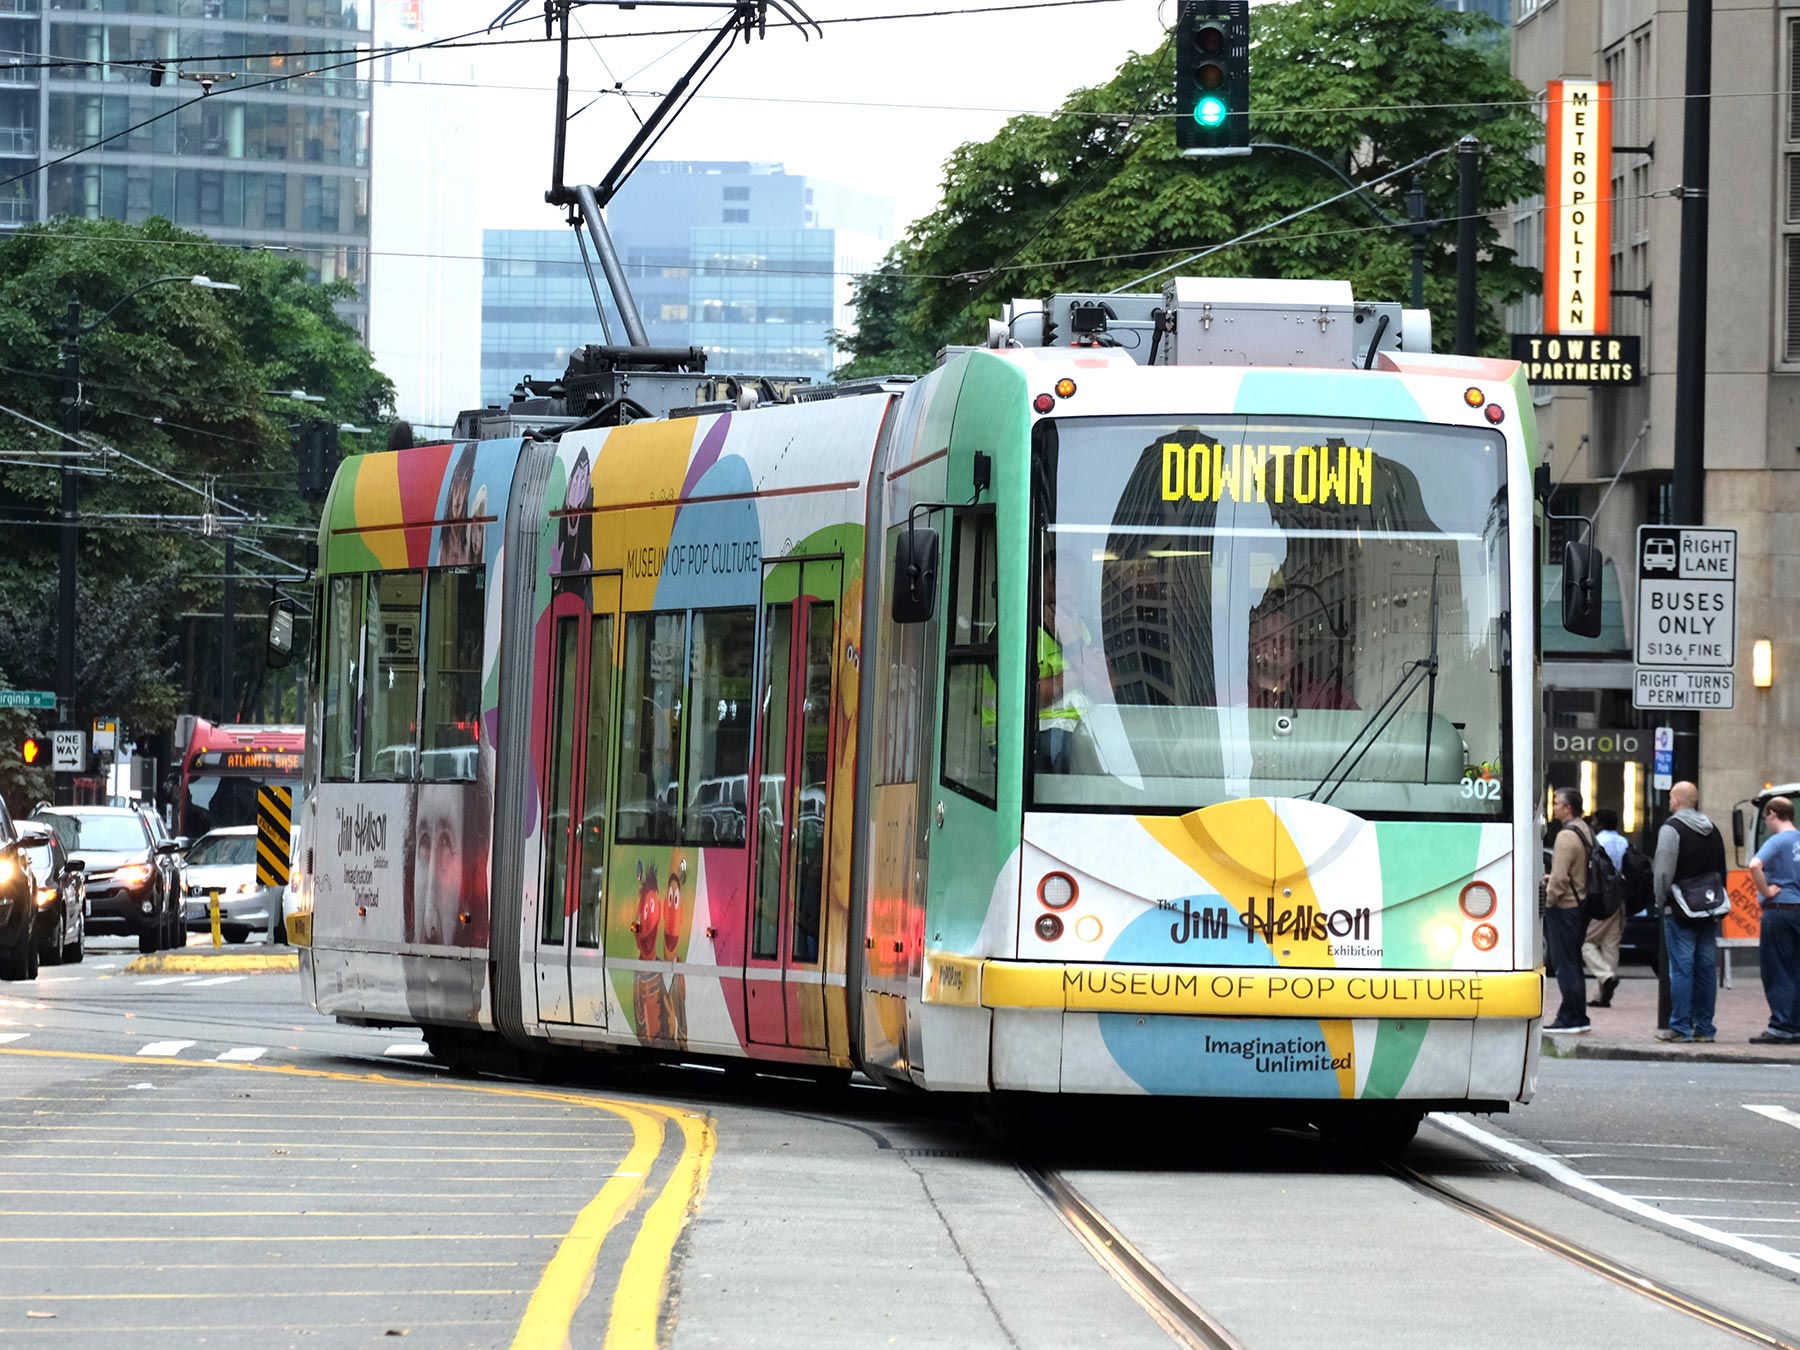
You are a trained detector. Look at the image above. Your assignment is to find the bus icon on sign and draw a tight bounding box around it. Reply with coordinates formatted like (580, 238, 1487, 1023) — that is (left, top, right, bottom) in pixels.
(1643, 536, 1677, 573)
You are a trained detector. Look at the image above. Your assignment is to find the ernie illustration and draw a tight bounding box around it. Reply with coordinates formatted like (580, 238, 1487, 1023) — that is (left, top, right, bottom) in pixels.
(630, 853, 689, 1045)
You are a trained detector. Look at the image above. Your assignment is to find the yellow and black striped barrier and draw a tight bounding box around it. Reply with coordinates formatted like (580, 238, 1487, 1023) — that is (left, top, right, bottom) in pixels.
(256, 785, 293, 890)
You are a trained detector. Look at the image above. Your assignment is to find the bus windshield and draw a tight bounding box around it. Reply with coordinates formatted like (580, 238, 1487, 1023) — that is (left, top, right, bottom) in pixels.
(1030, 414, 1510, 818)
(183, 774, 291, 838)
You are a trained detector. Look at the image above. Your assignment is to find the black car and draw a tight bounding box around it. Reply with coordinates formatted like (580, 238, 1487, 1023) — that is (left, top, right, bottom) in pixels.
(34, 806, 184, 954)
(0, 796, 38, 981)
(18, 820, 85, 965)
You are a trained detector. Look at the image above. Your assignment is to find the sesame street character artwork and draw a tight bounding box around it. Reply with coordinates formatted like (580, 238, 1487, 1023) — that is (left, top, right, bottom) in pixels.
(626, 853, 689, 1045)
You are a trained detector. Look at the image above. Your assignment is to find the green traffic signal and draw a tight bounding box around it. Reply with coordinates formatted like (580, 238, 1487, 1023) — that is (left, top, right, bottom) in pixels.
(1194, 95, 1228, 128)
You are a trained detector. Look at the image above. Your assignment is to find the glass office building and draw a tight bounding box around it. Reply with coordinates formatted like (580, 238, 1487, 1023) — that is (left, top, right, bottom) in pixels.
(0, 0, 374, 335)
(480, 162, 892, 407)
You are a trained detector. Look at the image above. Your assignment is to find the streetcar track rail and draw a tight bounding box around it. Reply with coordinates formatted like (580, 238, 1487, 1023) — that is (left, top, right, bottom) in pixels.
(1018, 1160, 1244, 1350)
(1390, 1161, 1800, 1350)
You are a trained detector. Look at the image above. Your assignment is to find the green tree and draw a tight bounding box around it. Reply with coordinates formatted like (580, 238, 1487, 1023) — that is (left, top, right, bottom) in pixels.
(0, 216, 393, 753)
(836, 0, 1538, 377)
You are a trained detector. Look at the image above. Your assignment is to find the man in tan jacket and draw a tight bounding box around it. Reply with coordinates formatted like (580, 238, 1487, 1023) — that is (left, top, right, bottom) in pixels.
(1545, 787, 1594, 1033)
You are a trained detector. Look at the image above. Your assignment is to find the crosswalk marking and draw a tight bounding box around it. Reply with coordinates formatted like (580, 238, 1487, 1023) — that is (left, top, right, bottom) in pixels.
(383, 1044, 431, 1058)
(214, 1046, 267, 1062)
(1745, 1104, 1800, 1132)
(137, 1041, 195, 1057)
(136, 976, 201, 988)
(187, 975, 247, 987)
(0, 1034, 25, 1045)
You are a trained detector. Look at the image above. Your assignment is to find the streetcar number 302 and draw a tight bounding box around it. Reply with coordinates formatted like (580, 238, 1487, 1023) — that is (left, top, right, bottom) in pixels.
(1459, 777, 1502, 800)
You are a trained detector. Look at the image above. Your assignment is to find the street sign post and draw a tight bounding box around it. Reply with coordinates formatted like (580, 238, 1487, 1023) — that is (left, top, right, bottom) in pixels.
(51, 728, 86, 773)
(0, 690, 55, 710)
(1633, 525, 1737, 710)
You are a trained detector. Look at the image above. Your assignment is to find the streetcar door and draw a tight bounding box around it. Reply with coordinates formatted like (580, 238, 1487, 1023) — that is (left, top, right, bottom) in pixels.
(535, 577, 617, 1027)
(745, 557, 840, 1050)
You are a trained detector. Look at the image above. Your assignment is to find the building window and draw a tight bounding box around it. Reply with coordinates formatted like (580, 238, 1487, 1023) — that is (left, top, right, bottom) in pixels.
(723, 208, 749, 223)
(659, 303, 689, 322)
(723, 185, 748, 201)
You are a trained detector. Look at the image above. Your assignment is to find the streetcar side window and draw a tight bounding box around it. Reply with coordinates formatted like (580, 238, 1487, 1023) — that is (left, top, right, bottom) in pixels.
(617, 612, 686, 844)
(941, 508, 999, 806)
(682, 608, 754, 847)
(420, 568, 484, 781)
(321, 574, 363, 782)
(360, 572, 424, 783)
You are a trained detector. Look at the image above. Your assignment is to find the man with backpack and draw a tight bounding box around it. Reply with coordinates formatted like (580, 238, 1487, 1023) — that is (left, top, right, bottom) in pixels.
(1544, 787, 1595, 1034)
(1582, 808, 1631, 1008)
(1652, 780, 1728, 1043)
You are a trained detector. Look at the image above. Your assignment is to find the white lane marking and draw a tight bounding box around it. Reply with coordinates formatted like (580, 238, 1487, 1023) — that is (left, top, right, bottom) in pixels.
(136, 1041, 195, 1057)
(1587, 1175, 1799, 1186)
(0, 1034, 25, 1044)
(187, 976, 247, 988)
(135, 976, 202, 988)
(1431, 1114, 1800, 1277)
(1536, 1139, 1726, 1151)
(214, 1047, 267, 1062)
(91, 964, 118, 971)
(1745, 1104, 1800, 1133)
(36, 976, 81, 984)
(382, 1044, 431, 1058)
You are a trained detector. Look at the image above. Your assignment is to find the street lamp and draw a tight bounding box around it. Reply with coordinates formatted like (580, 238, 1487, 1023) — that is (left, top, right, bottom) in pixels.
(55, 274, 237, 804)
(268, 389, 327, 404)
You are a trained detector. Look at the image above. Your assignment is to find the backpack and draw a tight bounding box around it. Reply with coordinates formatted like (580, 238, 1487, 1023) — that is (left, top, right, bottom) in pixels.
(1581, 828, 1627, 921)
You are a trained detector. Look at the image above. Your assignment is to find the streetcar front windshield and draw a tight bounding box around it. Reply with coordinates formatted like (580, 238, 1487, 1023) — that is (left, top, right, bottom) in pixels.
(1031, 415, 1510, 817)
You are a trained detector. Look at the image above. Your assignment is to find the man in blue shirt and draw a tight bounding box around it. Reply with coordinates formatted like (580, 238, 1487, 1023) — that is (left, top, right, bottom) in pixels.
(1747, 796, 1800, 1045)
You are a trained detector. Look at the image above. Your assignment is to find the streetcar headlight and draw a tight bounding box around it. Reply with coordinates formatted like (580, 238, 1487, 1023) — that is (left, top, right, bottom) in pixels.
(1459, 881, 1497, 920)
(0, 858, 13, 883)
(1034, 912, 1064, 942)
(1038, 872, 1078, 910)
(1431, 922, 1462, 954)
(1472, 924, 1499, 951)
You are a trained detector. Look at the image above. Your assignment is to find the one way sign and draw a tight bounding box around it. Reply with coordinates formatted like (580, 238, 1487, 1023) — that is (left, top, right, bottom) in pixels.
(1633, 525, 1737, 710)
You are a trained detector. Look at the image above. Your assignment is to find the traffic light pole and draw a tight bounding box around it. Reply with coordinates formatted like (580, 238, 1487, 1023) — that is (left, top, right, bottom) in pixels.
(220, 534, 236, 722)
(55, 295, 81, 806)
(1454, 136, 1481, 355)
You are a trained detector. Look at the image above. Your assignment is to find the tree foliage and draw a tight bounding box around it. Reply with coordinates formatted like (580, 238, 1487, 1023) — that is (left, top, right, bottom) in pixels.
(835, 0, 1539, 376)
(0, 216, 393, 755)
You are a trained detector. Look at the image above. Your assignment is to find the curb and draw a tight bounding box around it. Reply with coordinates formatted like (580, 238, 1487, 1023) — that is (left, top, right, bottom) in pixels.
(123, 953, 299, 975)
(1540, 1036, 1800, 1066)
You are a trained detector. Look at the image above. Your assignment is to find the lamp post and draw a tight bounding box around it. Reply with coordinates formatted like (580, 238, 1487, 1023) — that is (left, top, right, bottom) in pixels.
(54, 274, 239, 804)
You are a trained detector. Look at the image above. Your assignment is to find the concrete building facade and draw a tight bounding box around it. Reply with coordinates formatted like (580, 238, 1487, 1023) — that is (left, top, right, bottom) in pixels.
(0, 0, 375, 335)
(1511, 0, 1800, 836)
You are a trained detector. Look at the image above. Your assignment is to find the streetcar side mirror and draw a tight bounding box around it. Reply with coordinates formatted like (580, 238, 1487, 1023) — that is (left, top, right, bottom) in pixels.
(266, 598, 296, 669)
(1560, 540, 1604, 638)
(892, 526, 939, 625)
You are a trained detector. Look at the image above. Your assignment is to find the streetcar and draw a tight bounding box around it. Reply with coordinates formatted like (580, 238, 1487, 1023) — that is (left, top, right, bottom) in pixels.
(291, 278, 1588, 1140)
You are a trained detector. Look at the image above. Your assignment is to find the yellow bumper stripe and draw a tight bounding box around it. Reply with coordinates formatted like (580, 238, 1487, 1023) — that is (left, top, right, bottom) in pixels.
(927, 955, 1542, 1020)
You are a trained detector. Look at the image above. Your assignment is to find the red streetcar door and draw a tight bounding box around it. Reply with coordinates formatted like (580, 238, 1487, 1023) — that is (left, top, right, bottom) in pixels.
(745, 558, 840, 1050)
(535, 577, 617, 1027)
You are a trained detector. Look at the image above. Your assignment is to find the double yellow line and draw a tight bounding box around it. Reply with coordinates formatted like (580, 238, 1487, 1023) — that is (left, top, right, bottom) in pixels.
(0, 1048, 716, 1349)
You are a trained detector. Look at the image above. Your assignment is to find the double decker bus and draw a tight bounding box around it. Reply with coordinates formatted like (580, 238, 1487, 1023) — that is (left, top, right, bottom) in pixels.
(292, 278, 1588, 1144)
(177, 719, 304, 841)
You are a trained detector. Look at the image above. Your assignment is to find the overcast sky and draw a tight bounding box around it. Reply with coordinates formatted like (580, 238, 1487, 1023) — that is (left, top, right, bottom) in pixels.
(422, 0, 1174, 237)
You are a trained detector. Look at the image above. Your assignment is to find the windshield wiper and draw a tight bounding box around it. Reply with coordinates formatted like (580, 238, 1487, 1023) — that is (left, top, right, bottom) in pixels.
(1308, 564, 1442, 806)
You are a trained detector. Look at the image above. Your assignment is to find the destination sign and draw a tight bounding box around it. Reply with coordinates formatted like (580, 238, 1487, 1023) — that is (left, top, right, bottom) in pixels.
(1161, 442, 1373, 507)
(192, 749, 303, 774)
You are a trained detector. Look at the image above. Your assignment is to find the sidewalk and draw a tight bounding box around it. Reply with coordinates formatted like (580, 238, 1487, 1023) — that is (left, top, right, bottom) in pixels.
(1540, 962, 1800, 1065)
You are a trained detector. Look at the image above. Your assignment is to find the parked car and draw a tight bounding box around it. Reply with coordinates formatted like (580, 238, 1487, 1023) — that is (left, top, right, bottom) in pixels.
(35, 806, 185, 954)
(0, 796, 38, 981)
(182, 826, 282, 943)
(17, 822, 84, 965)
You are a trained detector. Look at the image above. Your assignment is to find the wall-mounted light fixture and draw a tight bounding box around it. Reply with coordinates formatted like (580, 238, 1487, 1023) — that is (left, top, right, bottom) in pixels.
(1579, 759, 1597, 812)
(1754, 639, 1774, 689)
(1623, 760, 1641, 834)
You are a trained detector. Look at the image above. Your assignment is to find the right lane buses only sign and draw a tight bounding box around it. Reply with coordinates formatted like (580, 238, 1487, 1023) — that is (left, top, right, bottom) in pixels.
(1633, 525, 1737, 710)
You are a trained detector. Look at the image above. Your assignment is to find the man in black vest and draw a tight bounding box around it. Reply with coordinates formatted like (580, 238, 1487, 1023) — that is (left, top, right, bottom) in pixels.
(1651, 780, 1725, 1043)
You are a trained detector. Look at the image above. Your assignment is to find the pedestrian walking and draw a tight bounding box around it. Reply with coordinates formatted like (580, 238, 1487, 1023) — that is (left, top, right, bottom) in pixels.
(1652, 781, 1727, 1044)
(1746, 795, 1800, 1045)
(1543, 787, 1593, 1034)
(1583, 808, 1628, 1008)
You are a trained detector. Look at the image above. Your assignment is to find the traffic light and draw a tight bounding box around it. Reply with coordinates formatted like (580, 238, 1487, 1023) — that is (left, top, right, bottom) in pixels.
(1175, 0, 1250, 156)
(294, 420, 341, 501)
(21, 735, 41, 767)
